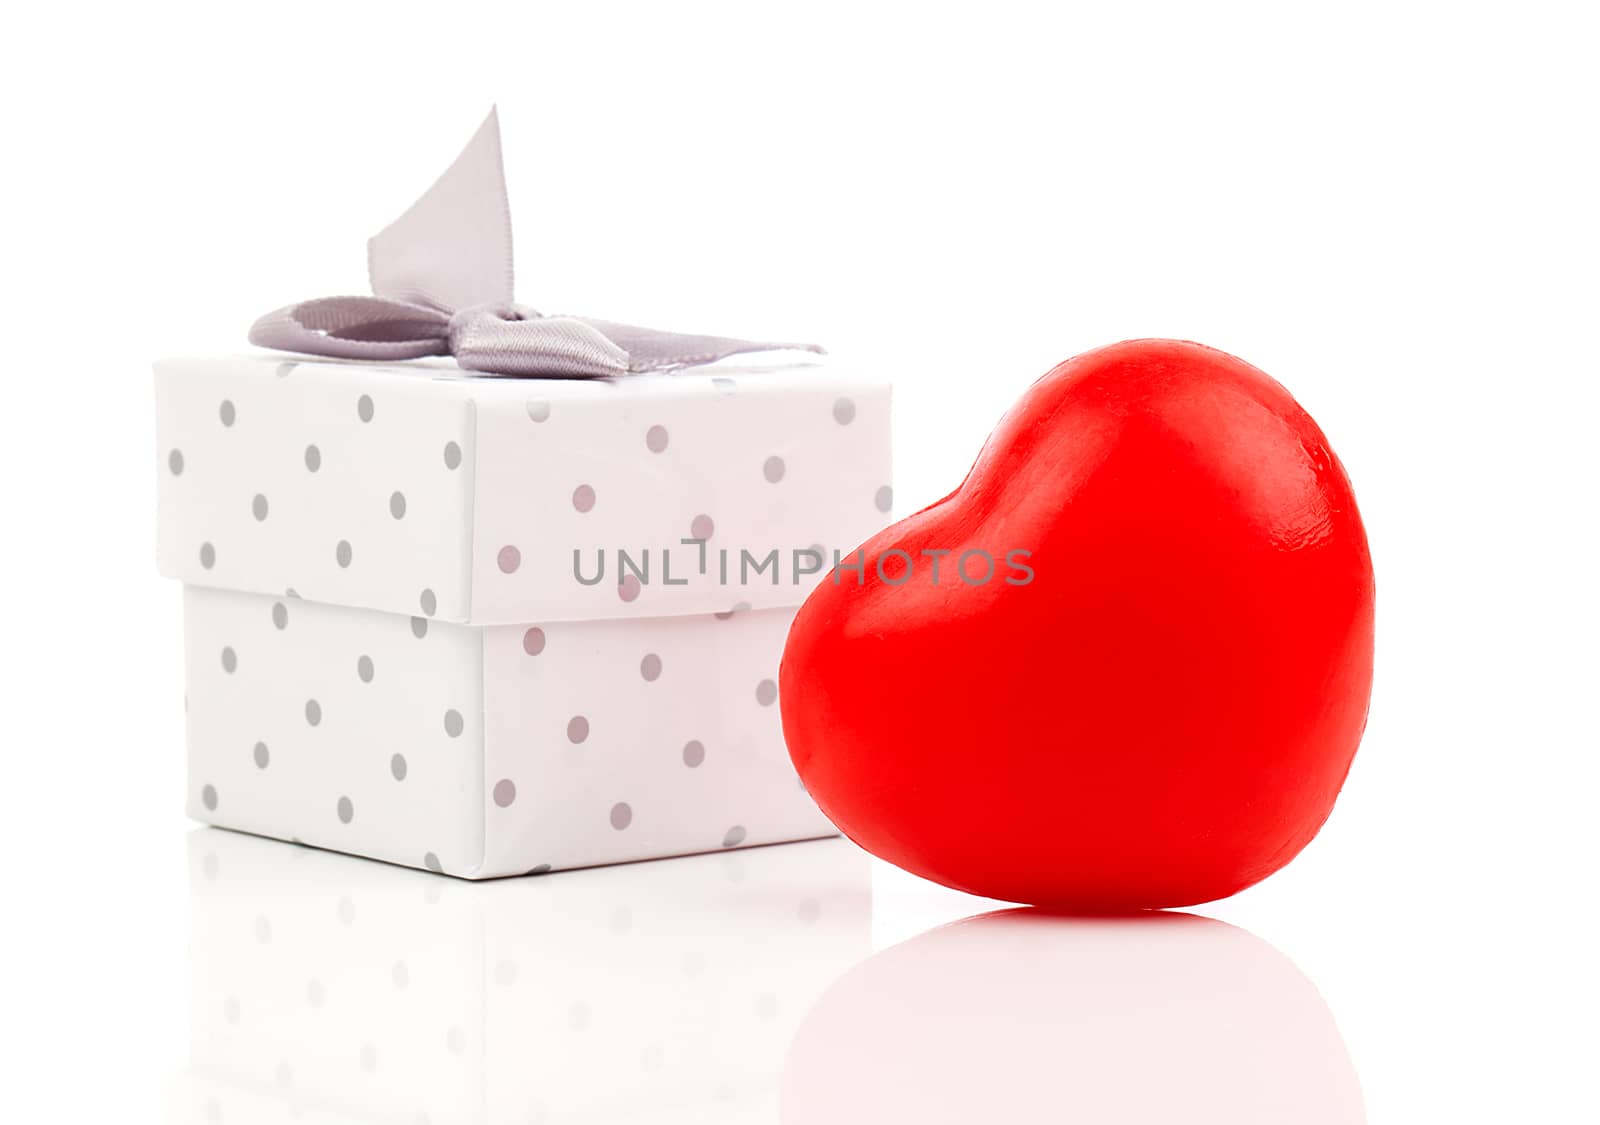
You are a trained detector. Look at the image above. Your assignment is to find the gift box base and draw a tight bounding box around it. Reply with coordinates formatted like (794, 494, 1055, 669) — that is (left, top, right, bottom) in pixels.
(183, 586, 833, 878)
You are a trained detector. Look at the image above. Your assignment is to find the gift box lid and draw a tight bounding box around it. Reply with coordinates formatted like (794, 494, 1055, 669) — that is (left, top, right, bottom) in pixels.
(155, 354, 892, 625)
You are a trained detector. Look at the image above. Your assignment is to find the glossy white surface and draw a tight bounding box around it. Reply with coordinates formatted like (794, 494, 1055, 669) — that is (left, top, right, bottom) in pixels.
(4, 2, 1597, 1121)
(173, 830, 1371, 1125)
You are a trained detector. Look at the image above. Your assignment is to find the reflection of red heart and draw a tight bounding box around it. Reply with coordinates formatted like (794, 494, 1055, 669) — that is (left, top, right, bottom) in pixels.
(781, 340, 1375, 909)
(782, 910, 1364, 1124)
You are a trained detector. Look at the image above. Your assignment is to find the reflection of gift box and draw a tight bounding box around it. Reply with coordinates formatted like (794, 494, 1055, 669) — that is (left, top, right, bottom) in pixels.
(156, 355, 891, 876)
(175, 828, 871, 1124)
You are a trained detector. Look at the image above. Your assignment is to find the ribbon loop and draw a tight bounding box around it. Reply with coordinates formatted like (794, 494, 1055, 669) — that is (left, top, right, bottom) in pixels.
(250, 109, 823, 378)
(249, 296, 451, 361)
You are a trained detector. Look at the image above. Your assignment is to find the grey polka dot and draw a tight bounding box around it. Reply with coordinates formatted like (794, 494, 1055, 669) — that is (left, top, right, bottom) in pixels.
(389, 491, 407, 519)
(252, 493, 269, 521)
(526, 400, 551, 422)
(254, 915, 271, 942)
(522, 627, 546, 656)
(443, 441, 462, 469)
(305, 699, 322, 726)
(306, 979, 324, 1007)
(411, 616, 429, 639)
(444, 710, 464, 738)
(722, 825, 748, 848)
(618, 574, 641, 603)
(712, 376, 737, 392)
(168, 449, 184, 475)
(276, 362, 296, 378)
(337, 897, 355, 926)
(271, 602, 288, 630)
(392, 961, 410, 988)
(567, 715, 589, 744)
(493, 779, 517, 807)
(690, 513, 715, 540)
(337, 796, 354, 824)
(875, 485, 894, 512)
(610, 802, 633, 830)
(201, 851, 217, 880)
(682, 740, 705, 768)
(756, 679, 778, 706)
(683, 951, 706, 977)
(572, 484, 596, 513)
(833, 397, 856, 424)
(360, 1043, 377, 1072)
(422, 853, 443, 874)
(446, 1026, 467, 1054)
(201, 784, 218, 811)
(390, 753, 407, 781)
(498, 545, 521, 573)
(357, 654, 374, 682)
(419, 588, 437, 616)
(285, 587, 300, 598)
(336, 540, 353, 568)
(223, 995, 240, 1024)
(357, 394, 374, 423)
(304, 444, 321, 472)
(199, 542, 216, 569)
(640, 653, 662, 681)
(219, 400, 236, 427)
(798, 897, 822, 923)
(494, 960, 517, 988)
(645, 424, 669, 452)
(221, 646, 237, 673)
(253, 741, 270, 769)
(274, 1061, 292, 1089)
(763, 455, 786, 483)
(527, 863, 552, 876)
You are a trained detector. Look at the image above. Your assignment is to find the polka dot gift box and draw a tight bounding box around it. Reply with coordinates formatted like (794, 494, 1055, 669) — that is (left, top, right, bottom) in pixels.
(154, 110, 893, 878)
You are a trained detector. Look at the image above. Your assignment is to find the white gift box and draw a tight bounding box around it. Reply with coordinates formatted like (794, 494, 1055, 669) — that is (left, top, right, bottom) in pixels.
(155, 355, 892, 876)
(176, 828, 871, 1124)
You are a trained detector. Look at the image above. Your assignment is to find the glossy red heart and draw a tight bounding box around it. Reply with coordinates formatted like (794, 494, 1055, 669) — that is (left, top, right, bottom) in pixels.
(780, 339, 1375, 909)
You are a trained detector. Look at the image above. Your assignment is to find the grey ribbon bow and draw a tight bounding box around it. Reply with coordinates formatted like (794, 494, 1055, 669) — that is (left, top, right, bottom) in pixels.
(250, 109, 823, 378)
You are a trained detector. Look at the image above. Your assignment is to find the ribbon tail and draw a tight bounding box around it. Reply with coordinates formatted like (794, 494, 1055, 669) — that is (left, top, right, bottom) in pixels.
(576, 319, 828, 373)
(368, 107, 515, 312)
(249, 296, 453, 362)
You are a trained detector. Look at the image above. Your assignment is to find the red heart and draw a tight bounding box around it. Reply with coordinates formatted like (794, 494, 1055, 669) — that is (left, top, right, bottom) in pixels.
(781, 340, 1375, 909)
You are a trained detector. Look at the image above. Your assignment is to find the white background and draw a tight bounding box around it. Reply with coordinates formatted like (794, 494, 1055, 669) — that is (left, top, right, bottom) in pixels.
(2, 1, 1596, 1121)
